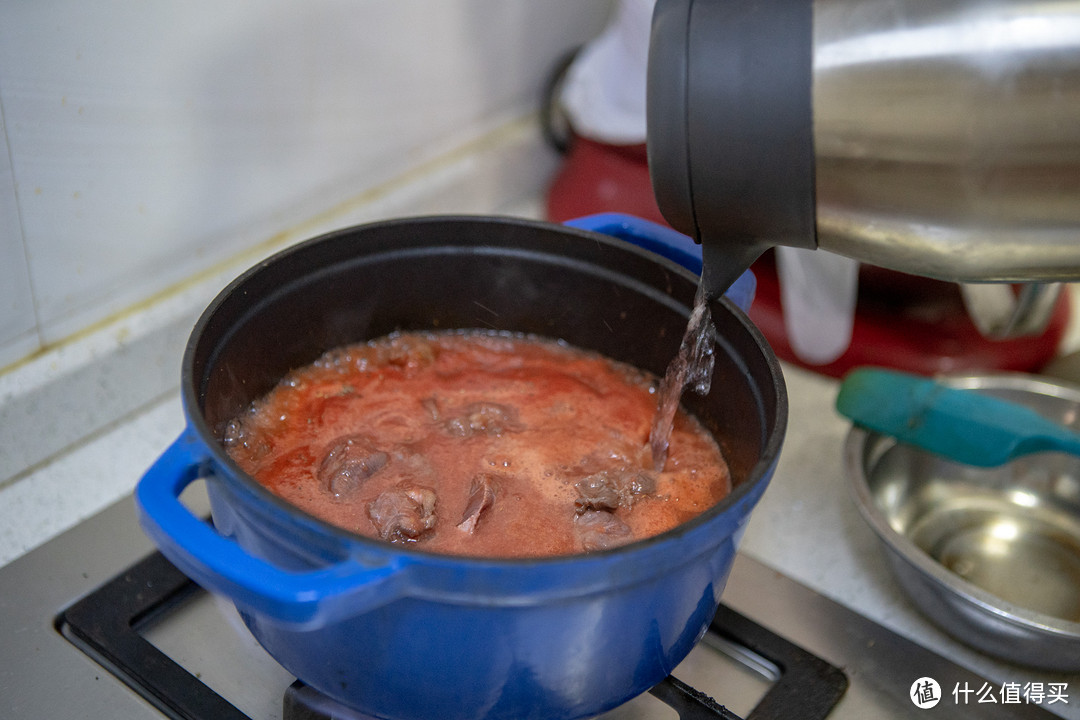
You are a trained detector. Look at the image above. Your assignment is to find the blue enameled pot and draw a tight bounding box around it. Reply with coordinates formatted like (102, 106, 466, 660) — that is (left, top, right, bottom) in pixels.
(136, 214, 785, 720)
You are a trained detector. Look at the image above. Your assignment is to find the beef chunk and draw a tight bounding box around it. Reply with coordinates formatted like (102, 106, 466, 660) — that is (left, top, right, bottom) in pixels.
(444, 402, 522, 437)
(574, 473, 621, 512)
(575, 510, 633, 552)
(456, 474, 500, 533)
(367, 485, 438, 542)
(574, 469, 656, 513)
(318, 435, 388, 497)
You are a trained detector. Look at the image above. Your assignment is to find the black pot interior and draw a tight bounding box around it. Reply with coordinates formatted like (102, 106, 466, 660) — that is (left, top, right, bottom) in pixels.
(186, 216, 784, 492)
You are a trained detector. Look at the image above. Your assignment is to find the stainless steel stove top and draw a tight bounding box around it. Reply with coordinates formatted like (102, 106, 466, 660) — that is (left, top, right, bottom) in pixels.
(2, 483, 1072, 720)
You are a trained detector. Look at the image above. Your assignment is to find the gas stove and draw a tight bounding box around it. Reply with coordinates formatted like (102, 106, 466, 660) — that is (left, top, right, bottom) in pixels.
(2, 481, 1071, 720)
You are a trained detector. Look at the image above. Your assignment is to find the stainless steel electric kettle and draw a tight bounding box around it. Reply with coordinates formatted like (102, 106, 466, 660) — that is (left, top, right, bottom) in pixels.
(646, 0, 1080, 300)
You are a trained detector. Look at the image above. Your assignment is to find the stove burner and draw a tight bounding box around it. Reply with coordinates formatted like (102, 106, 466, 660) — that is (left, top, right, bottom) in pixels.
(57, 550, 847, 720)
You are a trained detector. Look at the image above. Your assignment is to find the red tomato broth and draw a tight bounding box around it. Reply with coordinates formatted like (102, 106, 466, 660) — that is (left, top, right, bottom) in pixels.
(223, 330, 731, 557)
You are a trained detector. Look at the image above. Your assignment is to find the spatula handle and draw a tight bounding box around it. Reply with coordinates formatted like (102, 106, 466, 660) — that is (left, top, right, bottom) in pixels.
(836, 368, 1080, 467)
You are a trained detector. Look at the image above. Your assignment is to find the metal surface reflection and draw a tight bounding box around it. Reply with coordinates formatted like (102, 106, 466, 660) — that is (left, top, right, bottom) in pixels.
(814, 0, 1080, 281)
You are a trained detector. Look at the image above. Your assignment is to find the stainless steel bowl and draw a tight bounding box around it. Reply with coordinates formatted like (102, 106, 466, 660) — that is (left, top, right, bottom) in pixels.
(845, 372, 1080, 671)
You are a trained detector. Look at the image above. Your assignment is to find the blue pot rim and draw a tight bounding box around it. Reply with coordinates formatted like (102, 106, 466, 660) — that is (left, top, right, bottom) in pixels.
(188, 220, 781, 550)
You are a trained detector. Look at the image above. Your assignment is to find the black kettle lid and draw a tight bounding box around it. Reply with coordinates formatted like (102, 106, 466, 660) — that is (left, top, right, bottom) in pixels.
(646, 0, 819, 296)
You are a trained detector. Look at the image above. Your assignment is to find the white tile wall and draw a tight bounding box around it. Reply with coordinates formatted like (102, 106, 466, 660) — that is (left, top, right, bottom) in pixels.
(0, 111, 38, 369)
(0, 1, 612, 367)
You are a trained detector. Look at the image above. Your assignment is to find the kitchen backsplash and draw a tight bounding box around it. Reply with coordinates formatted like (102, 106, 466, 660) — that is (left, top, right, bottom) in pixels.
(0, 1, 612, 371)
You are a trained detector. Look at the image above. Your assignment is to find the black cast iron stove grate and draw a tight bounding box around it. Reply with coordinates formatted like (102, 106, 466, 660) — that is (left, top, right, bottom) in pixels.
(57, 550, 847, 720)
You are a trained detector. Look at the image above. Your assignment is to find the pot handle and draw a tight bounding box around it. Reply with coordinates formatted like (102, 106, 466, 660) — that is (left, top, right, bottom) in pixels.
(563, 212, 756, 312)
(135, 429, 408, 628)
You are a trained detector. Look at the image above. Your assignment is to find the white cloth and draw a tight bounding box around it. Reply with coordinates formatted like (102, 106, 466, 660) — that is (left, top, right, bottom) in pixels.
(560, 0, 655, 144)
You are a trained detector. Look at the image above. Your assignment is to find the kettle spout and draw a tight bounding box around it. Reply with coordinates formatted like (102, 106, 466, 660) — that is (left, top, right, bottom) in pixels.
(699, 237, 769, 302)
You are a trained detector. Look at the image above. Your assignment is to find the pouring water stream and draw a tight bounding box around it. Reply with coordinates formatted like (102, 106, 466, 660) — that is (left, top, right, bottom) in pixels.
(648, 283, 716, 471)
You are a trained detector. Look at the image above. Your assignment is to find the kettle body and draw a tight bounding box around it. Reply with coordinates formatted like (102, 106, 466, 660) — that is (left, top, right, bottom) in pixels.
(648, 0, 1080, 296)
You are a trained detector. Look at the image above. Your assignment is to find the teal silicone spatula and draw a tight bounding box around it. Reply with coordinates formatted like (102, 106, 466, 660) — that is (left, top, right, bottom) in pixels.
(836, 367, 1080, 467)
